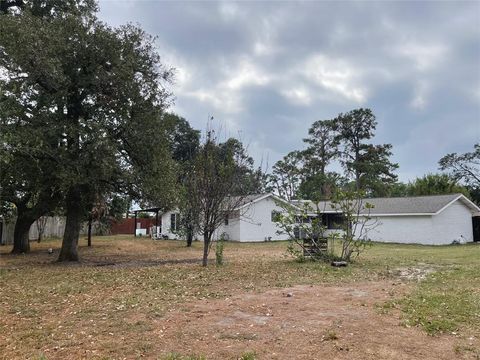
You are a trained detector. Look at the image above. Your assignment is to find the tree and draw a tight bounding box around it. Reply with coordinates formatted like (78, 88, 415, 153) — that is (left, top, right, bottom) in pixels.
(0, 1, 95, 253)
(302, 119, 339, 177)
(333, 108, 398, 195)
(273, 199, 332, 262)
(439, 144, 479, 203)
(0, 138, 61, 252)
(406, 174, 470, 197)
(0, 0, 96, 18)
(188, 130, 253, 266)
(329, 190, 377, 262)
(297, 172, 344, 202)
(386, 181, 409, 197)
(274, 190, 377, 263)
(267, 151, 304, 201)
(1, 2, 176, 260)
(300, 119, 341, 201)
(219, 138, 266, 195)
(162, 113, 200, 246)
(162, 113, 201, 164)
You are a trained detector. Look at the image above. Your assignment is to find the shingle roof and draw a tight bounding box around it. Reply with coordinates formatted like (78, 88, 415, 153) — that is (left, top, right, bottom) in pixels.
(293, 194, 479, 215)
(231, 193, 268, 209)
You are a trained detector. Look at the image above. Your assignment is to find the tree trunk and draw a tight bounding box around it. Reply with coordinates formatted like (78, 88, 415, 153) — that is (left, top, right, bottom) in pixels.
(58, 188, 83, 262)
(87, 217, 92, 247)
(202, 231, 209, 266)
(11, 213, 35, 254)
(186, 226, 193, 247)
(37, 232, 42, 243)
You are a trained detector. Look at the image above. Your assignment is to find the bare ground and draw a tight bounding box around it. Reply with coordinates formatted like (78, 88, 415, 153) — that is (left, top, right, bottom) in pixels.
(1, 238, 479, 359)
(152, 281, 478, 360)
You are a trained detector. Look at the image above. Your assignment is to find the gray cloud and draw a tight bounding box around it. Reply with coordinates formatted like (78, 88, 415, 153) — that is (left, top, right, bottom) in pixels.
(98, 0, 480, 181)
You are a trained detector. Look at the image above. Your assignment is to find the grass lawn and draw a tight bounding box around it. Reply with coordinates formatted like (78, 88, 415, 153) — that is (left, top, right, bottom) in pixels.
(0, 236, 479, 359)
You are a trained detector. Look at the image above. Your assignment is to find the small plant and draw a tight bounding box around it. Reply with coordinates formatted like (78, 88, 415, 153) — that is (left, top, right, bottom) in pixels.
(215, 233, 226, 265)
(329, 190, 376, 262)
(322, 330, 338, 341)
(274, 200, 333, 262)
(238, 351, 257, 360)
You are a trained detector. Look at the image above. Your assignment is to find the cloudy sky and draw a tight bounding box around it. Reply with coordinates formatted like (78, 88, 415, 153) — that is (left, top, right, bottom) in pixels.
(98, 0, 480, 181)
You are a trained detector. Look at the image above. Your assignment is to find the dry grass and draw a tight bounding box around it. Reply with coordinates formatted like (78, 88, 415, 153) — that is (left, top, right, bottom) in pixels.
(0, 236, 479, 359)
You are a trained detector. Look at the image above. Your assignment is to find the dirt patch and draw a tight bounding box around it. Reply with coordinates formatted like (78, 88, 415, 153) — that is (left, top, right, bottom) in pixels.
(391, 266, 437, 281)
(151, 281, 478, 359)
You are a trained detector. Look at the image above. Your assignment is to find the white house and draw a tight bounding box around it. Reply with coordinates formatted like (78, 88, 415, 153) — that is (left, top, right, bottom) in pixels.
(218, 193, 294, 242)
(151, 193, 479, 245)
(157, 193, 294, 242)
(309, 193, 480, 245)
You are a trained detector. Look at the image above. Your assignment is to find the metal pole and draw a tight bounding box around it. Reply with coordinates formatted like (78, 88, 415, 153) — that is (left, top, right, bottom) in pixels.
(87, 216, 92, 247)
(134, 211, 137, 237)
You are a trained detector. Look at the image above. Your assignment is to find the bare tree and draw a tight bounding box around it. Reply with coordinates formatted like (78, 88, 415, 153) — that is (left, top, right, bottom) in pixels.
(273, 200, 332, 261)
(274, 190, 378, 262)
(439, 143, 480, 188)
(329, 190, 378, 262)
(188, 129, 254, 266)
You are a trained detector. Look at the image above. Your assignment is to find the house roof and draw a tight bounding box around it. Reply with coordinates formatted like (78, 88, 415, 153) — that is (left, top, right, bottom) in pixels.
(232, 193, 268, 208)
(293, 193, 480, 216)
(232, 193, 298, 210)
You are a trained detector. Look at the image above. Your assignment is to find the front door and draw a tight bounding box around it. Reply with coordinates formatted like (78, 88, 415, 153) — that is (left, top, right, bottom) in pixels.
(473, 217, 480, 242)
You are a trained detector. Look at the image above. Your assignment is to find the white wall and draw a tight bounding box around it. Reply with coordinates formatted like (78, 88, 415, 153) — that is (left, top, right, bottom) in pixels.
(216, 210, 240, 241)
(159, 210, 179, 239)
(432, 202, 474, 244)
(219, 196, 291, 242)
(29, 216, 66, 240)
(366, 215, 434, 244)
(0, 219, 14, 245)
(366, 200, 474, 245)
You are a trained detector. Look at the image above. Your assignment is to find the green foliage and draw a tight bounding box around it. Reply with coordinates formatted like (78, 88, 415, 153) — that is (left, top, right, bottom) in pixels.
(406, 173, 470, 197)
(267, 151, 304, 200)
(439, 143, 479, 204)
(298, 172, 345, 202)
(137, 212, 152, 219)
(300, 119, 341, 200)
(274, 199, 335, 262)
(0, 0, 97, 18)
(238, 351, 257, 360)
(333, 108, 398, 195)
(0, 1, 178, 258)
(439, 143, 480, 188)
(386, 181, 409, 197)
(267, 108, 398, 200)
(330, 190, 375, 262)
(107, 195, 130, 221)
(220, 138, 266, 195)
(0, 201, 16, 220)
(399, 267, 480, 335)
(162, 112, 200, 164)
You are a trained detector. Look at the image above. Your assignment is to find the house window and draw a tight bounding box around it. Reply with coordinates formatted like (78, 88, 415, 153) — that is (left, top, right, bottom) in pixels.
(224, 215, 229, 226)
(325, 213, 345, 229)
(271, 210, 281, 222)
(170, 213, 179, 232)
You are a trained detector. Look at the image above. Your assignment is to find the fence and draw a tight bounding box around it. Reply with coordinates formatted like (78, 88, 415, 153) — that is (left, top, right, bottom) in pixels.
(0, 216, 100, 245)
